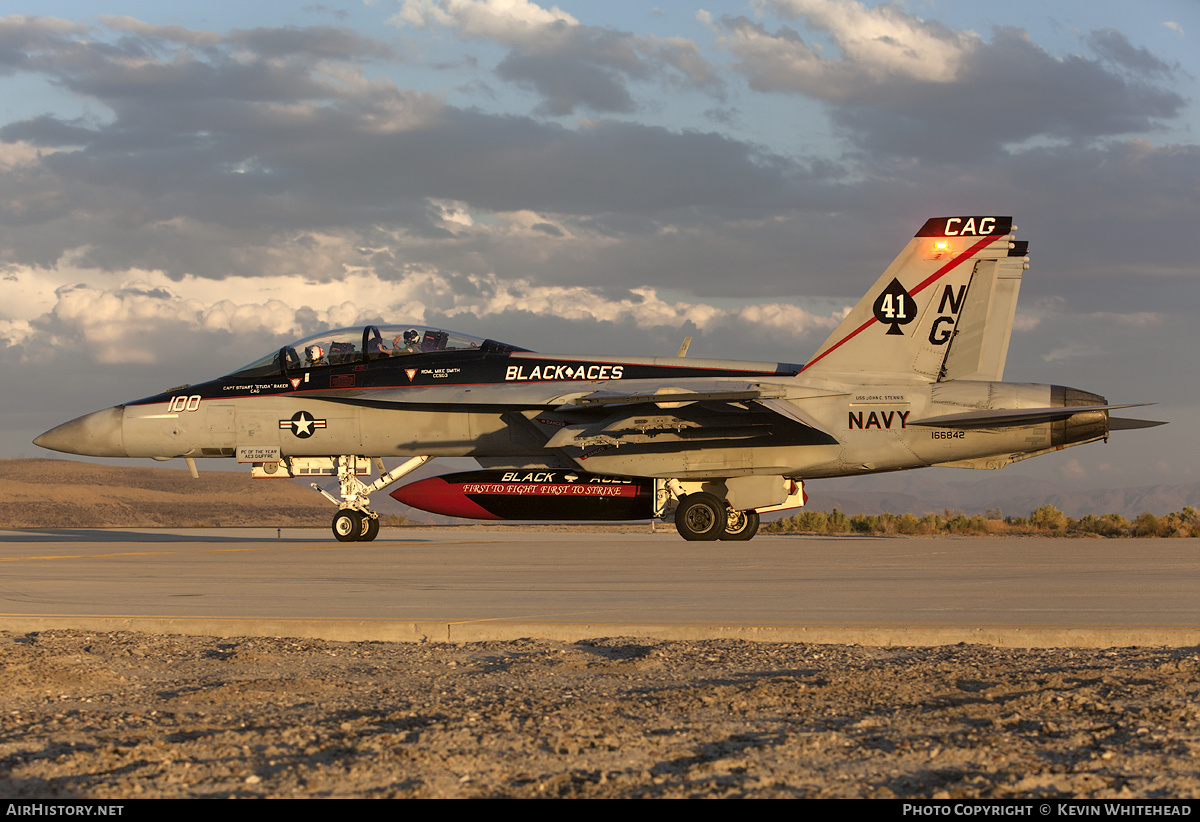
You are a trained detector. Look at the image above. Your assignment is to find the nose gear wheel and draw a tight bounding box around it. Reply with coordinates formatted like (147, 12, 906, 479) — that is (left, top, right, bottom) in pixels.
(332, 509, 363, 542)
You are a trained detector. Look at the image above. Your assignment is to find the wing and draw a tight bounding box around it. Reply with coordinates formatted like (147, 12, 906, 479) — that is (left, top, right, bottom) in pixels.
(538, 381, 838, 450)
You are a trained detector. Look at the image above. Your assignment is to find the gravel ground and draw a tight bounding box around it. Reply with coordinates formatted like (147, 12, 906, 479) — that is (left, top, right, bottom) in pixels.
(1, 631, 1198, 799)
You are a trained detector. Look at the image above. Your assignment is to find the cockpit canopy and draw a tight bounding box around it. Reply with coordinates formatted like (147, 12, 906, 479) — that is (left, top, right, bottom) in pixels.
(230, 324, 529, 378)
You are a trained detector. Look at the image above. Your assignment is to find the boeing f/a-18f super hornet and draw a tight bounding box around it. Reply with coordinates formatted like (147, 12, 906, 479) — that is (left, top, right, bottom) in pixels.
(36, 216, 1163, 542)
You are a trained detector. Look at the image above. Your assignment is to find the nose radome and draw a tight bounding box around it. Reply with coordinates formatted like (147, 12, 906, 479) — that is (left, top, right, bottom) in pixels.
(33, 406, 126, 457)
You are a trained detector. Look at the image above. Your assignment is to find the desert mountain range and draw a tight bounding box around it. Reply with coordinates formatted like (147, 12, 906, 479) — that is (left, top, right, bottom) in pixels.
(0, 459, 332, 529)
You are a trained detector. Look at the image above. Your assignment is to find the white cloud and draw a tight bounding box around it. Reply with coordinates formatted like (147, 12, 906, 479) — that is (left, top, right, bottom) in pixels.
(0, 141, 63, 170)
(710, 1, 1184, 159)
(392, 0, 718, 114)
(429, 199, 476, 230)
(1060, 458, 1088, 479)
(770, 0, 974, 82)
(1040, 343, 1091, 364)
(1012, 314, 1040, 333)
(0, 266, 60, 325)
(717, 0, 977, 98)
(5, 263, 842, 366)
(97, 15, 223, 46)
(1083, 311, 1164, 328)
(392, 0, 578, 46)
(0, 318, 32, 348)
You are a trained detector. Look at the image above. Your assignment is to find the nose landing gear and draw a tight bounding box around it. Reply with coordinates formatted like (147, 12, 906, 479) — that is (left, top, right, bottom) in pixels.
(332, 508, 363, 542)
(331, 509, 380, 542)
(315, 455, 430, 542)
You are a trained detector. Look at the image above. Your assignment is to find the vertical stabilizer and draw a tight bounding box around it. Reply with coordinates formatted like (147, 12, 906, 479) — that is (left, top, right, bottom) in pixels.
(802, 216, 1018, 383)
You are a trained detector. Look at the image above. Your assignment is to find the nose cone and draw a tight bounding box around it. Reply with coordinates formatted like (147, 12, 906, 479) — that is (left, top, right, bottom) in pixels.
(34, 406, 127, 457)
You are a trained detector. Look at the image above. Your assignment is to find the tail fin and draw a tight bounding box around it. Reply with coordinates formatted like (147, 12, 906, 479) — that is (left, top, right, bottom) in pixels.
(802, 216, 1027, 383)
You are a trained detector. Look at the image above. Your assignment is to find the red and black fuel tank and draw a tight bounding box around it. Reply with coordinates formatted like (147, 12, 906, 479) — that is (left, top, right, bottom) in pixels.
(390, 470, 656, 521)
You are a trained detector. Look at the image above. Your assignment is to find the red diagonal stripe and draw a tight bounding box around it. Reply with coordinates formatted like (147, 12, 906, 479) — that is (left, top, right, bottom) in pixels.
(800, 233, 1001, 373)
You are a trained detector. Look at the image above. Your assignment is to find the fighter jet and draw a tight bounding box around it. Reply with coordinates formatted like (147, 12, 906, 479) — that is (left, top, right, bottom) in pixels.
(35, 216, 1162, 542)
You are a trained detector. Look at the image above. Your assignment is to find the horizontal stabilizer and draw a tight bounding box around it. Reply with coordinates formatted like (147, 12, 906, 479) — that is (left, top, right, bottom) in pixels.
(1109, 417, 1167, 431)
(909, 403, 1154, 429)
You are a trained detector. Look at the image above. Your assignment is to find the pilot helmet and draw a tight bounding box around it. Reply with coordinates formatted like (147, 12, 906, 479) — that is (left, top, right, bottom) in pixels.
(403, 329, 420, 345)
(305, 345, 325, 363)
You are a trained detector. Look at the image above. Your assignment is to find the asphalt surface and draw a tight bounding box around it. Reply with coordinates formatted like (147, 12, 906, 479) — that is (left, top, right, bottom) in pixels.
(1, 527, 1197, 647)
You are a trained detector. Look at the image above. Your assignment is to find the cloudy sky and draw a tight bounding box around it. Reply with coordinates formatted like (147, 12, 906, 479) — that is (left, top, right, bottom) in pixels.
(2, 0, 1196, 490)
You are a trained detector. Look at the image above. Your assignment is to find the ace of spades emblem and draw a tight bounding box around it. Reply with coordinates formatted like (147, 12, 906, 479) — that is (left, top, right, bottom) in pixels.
(872, 278, 917, 335)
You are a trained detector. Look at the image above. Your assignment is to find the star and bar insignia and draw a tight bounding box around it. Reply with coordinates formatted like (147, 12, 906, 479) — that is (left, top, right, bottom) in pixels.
(279, 411, 327, 438)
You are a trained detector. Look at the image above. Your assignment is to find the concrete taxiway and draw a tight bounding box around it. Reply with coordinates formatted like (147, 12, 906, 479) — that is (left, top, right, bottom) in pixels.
(1, 527, 1197, 647)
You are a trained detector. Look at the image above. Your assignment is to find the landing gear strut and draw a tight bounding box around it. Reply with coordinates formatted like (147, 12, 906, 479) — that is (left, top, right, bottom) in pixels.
(314, 455, 430, 542)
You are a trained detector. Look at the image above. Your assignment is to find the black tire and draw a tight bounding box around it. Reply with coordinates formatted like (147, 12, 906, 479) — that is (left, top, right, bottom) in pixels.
(720, 509, 760, 541)
(674, 493, 726, 541)
(360, 515, 380, 542)
(332, 509, 363, 542)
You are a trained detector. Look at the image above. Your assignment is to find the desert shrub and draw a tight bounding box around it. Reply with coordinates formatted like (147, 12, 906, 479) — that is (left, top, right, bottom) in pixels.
(849, 513, 876, 534)
(765, 510, 825, 533)
(763, 504, 1198, 538)
(1131, 512, 1168, 538)
(1029, 504, 1067, 533)
(945, 513, 989, 535)
(825, 508, 849, 533)
(792, 510, 828, 532)
(1162, 507, 1200, 537)
(918, 513, 942, 535)
(1071, 513, 1127, 537)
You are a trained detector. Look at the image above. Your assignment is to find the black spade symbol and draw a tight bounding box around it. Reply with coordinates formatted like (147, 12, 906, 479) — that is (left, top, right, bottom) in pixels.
(872, 278, 917, 335)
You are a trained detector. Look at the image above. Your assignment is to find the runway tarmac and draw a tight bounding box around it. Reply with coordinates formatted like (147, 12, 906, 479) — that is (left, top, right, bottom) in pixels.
(1, 527, 1197, 647)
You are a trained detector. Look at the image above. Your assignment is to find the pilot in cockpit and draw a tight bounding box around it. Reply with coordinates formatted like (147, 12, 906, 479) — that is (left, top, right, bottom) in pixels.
(304, 345, 326, 367)
(391, 329, 422, 356)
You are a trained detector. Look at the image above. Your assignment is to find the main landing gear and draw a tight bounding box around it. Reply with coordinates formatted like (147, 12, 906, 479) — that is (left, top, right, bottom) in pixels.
(672, 492, 760, 542)
(722, 508, 760, 541)
(314, 455, 430, 542)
